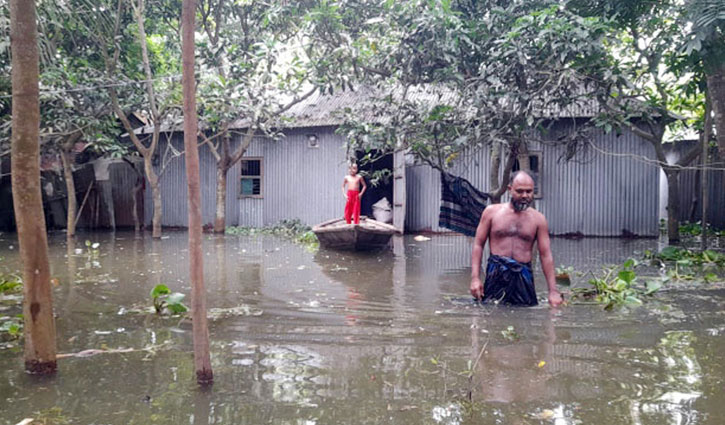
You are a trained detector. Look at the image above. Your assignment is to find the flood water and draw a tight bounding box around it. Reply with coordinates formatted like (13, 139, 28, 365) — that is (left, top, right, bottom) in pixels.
(1, 231, 724, 424)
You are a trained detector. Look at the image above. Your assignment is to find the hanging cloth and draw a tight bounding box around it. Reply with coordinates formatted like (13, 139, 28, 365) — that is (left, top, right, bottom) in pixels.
(438, 172, 489, 237)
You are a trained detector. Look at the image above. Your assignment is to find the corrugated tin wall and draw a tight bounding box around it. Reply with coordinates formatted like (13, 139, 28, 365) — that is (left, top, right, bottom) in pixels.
(147, 124, 659, 236)
(261, 127, 349, 226)
(145, 134, 240, 227)
(109, 161, 142, 228)
(146, 128, 350, 228)
(668, 139, 725, 228)
(405, 125, 660, 236)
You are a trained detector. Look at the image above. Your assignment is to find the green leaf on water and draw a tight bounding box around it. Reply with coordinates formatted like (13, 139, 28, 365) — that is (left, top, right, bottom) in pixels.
(166, 302, 188, 314)
(614, 279, 628, 291)
(166, 292, 186, 305)
(704, 273, 718, 283)
(677, 259, 692, 267)
(150, 284, 171, 299)
(644, 280, 662, 295)
(8, 323, 21, 336)
(618, 270, 635, 284)
(624, 296, 642, 306)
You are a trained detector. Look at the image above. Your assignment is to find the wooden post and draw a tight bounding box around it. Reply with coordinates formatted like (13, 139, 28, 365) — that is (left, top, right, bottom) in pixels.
(10, 0, 57, 374)
(182, 0, 213, 385)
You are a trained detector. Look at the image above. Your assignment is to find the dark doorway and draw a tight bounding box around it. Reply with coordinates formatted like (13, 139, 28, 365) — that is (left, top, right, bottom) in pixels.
(355, 150, 394, 219)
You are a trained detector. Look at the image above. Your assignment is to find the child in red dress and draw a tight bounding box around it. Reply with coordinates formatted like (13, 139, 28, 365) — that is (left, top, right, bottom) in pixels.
(341, 163, 367, 224)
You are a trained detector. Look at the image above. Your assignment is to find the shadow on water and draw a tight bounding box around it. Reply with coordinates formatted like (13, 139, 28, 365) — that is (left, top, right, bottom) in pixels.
(0, 230, 724, 424)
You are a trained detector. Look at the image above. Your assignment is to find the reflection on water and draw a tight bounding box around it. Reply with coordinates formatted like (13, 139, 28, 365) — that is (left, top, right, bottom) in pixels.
(0, 231, 723, 424)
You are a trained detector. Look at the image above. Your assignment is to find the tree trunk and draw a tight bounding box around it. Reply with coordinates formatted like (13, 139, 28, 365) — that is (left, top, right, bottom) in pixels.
(60, 146, 76, 237)
(516, 141, 531, 172)
(10, 0, 57, 374)
(701, 95, 713, 251)
(144, 157, 162, 238)
(664, 169, 681, 244)
(214, 163, 228, 233)
(707, 63, 725, 160)
(182, 0, 213, 386)
(132, 180, 142, 232)
(689, 167, 700, 222)
(489, 142, 501, 202)
(490, 142, 518, 204)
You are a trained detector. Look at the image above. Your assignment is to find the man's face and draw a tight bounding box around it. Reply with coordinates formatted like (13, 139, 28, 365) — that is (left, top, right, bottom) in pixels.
(508, 179, 534, 212)
(349, 164, 358, 175)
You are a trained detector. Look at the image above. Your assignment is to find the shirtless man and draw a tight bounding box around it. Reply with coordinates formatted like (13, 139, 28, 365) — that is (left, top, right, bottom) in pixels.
(342, 163, 367, 224)
(470, 171, 564, 307)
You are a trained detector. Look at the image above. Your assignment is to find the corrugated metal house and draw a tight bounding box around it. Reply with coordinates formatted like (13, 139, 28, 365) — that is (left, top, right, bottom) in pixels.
(143, 89, 661, 236)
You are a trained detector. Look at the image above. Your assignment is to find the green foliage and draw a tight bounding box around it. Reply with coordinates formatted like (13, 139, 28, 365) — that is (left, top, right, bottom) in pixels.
(30, 406, 72, 425)
(646, 246, 725, 268)
(572, 259, 659, 309)
(150, 284, 188, 315)
(680, 0, 725, 71)
(555, 265, 575, 286)
(0, 0, 131, 158)
(84, 240, 101, 258)
(555, 265, 575, 276)
(329, 0, 617, 172)
(0, 274, 22, 294)
(679, 221, 725, 237)
(500, 326, 519, 342)
(226, 219, 319, 248)
(196, 0, 316, 143)
(0, 314, 23, 340)
(0, 272, 23, 343)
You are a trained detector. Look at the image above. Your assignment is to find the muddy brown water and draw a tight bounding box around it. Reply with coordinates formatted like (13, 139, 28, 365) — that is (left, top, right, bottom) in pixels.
(1, 231, 724, 424)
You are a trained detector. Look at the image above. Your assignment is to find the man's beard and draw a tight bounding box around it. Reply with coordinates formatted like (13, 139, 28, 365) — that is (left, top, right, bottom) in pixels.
(511, 198, 531, 212)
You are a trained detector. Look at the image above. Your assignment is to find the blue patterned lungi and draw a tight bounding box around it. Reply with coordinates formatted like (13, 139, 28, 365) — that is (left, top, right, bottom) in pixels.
(482, 254, 538, 306)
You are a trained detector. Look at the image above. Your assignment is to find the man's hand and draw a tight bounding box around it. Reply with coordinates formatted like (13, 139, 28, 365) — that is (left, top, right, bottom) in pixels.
(548, 289, 564, 308)
(470, 277, 484, 300)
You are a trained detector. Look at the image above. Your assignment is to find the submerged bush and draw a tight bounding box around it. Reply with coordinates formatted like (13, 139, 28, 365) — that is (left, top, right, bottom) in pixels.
(678, 221, 725, 237)
(226, 219, 319, 247)
(646, 246, 725, 268)
(572, 259, 661, 310)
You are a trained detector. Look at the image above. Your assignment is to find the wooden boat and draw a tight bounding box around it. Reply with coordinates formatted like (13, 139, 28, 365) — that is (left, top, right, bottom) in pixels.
(312, 216, 400, 251)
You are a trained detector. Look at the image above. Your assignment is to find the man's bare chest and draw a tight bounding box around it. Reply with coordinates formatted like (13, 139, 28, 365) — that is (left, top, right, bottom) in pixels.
(491, 217, 537, 242)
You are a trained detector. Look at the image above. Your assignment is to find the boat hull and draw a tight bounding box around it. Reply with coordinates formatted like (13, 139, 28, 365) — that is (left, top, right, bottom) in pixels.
(312, 217, 399, 251)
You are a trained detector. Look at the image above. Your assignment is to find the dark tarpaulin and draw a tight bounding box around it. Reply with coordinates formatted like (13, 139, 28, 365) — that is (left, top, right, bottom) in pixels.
(439, 172, 489, 237)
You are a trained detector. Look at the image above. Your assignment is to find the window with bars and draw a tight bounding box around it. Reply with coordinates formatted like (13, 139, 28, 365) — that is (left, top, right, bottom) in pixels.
(240, 158, 263, 198)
